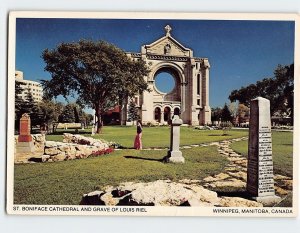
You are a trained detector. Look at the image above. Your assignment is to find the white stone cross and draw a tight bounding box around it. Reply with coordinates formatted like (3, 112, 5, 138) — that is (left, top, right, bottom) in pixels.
(165, 25, 172, 36)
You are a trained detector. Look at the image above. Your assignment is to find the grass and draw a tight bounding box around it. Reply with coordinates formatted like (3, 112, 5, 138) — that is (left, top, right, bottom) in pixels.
(14, 146, 228, 205)
(46, 126, 249, 148)
(231, 131, 293, 177)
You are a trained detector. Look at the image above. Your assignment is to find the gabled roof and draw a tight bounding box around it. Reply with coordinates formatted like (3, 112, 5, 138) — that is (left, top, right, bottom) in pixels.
(143, 25, 193, 57)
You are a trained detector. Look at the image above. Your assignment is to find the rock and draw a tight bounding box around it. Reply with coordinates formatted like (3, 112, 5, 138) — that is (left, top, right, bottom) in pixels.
(234, 160, 248, 167)
(58, 144, 71, 152)
(227, 157, 244, 162)
(45, 141, 59, 148)
(207, 178, 246, 189)
(274, 175, 291, 180)
(203, 173, 230, 182)
(224, 167, 238, 172)
(275, 186, 289, 196)
(41, 155, 50, 162)
(219, 197, 263, 207)
(55, 152, 67, 161)
(100, 193, 120, 206)
(44, 147, 59, 155)
(83, 180, 264, 207)
(227, 171, 247, 181)
(178, 179, 201, 184)
(281, 180, 293, 190)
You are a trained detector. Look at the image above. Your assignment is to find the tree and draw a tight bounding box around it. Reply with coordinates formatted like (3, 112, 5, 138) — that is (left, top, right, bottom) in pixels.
(17, 88, 41, 129)
(38, 99, 64, 132)
(59, 103, 75, 123)
(229, 64, 294, 123)
(42, 40, 150, 133)
(15, 81, 25, 129)
(127, 99, 139, 122)
(221, 104, 233, 122)
(237, 103, 250, 124)
(211, 107, 222, 122)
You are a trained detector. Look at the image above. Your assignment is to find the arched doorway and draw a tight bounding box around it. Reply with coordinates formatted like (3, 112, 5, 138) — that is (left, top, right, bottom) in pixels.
(154, 107, 161, 122)
(174, 107, 180, 116)
(164, 107, 171, 122)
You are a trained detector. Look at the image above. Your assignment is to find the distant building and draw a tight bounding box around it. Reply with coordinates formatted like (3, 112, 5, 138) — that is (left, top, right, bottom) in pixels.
(15, 70, 43, 102)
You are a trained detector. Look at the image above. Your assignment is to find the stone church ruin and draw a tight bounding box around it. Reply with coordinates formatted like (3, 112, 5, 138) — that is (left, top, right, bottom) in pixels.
(121, 25, 211, 126)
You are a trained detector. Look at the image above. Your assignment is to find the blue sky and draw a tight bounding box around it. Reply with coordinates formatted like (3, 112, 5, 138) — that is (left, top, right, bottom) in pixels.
(16, 18, 295, 108)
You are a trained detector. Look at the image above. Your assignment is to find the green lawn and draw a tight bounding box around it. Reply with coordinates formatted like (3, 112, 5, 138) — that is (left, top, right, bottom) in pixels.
(14, 146, 228, 205)
(46, 126, 248, 148)
(231, 131, 293, 177)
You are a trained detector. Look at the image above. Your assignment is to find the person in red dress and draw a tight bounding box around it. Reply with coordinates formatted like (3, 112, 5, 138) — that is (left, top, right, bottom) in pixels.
(134, 120, 143, 150)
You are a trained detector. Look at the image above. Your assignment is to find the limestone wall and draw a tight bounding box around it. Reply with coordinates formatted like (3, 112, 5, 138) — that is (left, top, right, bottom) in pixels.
(14, 134, 45, 153)
(15, 133, 111, 163)
(42, 134, 110, 162)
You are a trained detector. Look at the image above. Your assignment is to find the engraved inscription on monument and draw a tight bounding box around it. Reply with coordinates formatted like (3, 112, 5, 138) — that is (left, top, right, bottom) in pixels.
(246, 97, 280, 205)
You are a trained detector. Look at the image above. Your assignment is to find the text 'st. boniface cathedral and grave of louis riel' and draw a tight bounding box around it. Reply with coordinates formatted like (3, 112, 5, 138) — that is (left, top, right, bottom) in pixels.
(120, 25, 211, 126)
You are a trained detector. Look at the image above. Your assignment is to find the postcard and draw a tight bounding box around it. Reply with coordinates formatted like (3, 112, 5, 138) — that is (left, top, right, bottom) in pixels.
(7, 11, 299, 216)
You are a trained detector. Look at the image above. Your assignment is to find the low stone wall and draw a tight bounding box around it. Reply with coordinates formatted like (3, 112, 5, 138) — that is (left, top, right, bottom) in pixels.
(62, 133, 108, 146)
(14, 134, 45, 153)
(42, 134, 110, 162)
(15, 133, 111, 163)
(42, 141, 109, 162)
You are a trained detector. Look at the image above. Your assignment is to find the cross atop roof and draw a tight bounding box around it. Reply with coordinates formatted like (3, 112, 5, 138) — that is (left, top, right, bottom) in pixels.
(164, 25, 172, 36)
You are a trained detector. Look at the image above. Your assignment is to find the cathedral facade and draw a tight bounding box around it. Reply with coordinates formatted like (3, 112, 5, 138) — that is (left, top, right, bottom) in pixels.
(123, 25, 211, 125)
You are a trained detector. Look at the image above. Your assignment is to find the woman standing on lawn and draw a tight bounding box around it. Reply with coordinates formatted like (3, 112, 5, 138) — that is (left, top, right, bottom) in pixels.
(134, 120, 143, 150)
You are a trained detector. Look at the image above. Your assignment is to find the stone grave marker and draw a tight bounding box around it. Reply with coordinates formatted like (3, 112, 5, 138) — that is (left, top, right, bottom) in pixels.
(247, 97, 280, 205)
(165, 115, 185, 163)
(16, 113, 35, 153)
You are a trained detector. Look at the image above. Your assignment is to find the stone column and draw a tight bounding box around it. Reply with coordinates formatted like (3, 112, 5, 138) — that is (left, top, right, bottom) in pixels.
(16, 113, 35, 153)
(160, 110, 164, 124)
(165, 115, 185, 163)
(201, 59, 211, 125)
(247, 97, 281, 205)
(141, 81, 154, 123)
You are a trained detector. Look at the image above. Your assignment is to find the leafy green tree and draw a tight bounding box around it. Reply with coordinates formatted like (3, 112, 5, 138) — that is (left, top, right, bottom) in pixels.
(237, 103, 250, 124)
(229, 64, 294, 123)
(38, 99, 64, 132)
(59, 103, 75, 123)
(127, 99, 139, 122)
(42, 39, 150, 133)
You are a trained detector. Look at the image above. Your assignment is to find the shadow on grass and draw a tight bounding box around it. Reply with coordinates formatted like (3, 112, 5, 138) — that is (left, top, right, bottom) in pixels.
(208, 134, 232, 137)
(124, 155, 164, 162)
